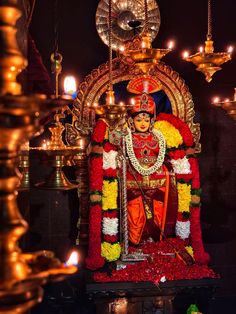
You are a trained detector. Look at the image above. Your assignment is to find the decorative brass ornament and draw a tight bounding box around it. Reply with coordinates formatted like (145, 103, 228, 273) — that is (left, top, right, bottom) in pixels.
(212, 88, 236, 121)
(96, 0, 160, 50)
(182, 0, 232, 82)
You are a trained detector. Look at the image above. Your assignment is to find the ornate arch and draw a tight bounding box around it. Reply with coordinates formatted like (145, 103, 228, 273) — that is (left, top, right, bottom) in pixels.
(72, 58, 200, 151)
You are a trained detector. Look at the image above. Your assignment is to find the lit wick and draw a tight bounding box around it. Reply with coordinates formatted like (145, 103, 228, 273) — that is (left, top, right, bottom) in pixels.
(64, 75, 77, 99)
(66, 251, 79, 266)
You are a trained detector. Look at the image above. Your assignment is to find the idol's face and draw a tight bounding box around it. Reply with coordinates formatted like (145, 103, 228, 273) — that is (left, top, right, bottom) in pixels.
(133, 113, 151, 133)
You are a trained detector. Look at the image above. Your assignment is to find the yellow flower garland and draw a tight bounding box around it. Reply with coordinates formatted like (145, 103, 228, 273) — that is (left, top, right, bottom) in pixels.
(154, 120, 183, 148)
(101, 242, 121, 262)
(177, 183, 191, 212)
(102, 180, 118, 210)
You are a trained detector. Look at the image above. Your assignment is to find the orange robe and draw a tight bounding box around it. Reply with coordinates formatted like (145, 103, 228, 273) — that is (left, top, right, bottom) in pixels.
(127, 132, 172, 245)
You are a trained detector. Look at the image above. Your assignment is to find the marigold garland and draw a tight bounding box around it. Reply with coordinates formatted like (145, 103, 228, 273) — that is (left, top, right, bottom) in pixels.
(154, 120, 183, 148)
(177, 183, 191, 212)
(102, 180, 118, 210)
(101, 242, 122, 262)
(156, 113, 194, 147)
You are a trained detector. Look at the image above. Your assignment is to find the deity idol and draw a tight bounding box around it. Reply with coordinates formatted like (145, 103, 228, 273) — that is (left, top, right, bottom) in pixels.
(85, 79, 210, 271)
(125, 92, 171, 245)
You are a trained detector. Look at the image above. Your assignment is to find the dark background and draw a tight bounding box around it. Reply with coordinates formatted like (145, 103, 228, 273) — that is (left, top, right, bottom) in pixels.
(20, 0, 236, 311)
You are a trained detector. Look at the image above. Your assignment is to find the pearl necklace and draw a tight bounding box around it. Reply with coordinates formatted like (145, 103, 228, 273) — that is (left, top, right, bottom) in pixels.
(125, 127, 166, 176)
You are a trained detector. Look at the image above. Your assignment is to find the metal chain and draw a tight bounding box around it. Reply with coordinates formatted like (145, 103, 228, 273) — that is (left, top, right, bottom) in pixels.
(144, 0, 148, 33)
(108, 0, 112, 90)
(121, 138, 129, 255)
(53, 0, 59, 54)
(207, 0, 212, 40)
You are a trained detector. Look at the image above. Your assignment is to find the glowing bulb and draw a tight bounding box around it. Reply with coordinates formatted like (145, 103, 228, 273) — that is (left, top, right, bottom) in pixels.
(227, 46, 233, 53)
(64, 75, 77, 98)
(87, 102, 90, 107)
(183, 51, 189, 59)
(93, 103, 98, 107)
(199, 46, 203, 53)
(168, 40, 174, 49)
(119, 101, 124, 106)
(66, 251, 79, 266)
(224, 98, 230, 103)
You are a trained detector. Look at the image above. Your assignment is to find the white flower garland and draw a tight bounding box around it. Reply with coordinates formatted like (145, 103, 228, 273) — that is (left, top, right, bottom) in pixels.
(103, 150, 118, 170)
(102, 217, 119, 236)
(175, 220, 190, 240)
(125, 127, 166, 176)
(170, 156, 191, 174)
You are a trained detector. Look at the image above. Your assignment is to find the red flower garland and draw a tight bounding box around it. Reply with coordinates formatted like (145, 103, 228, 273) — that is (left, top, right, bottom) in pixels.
(85, 119, 107, 270)
(190, 207, 210, 264)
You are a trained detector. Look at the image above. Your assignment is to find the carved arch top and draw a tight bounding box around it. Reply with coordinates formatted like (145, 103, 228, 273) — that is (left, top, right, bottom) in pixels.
(74, 58, 201, 152)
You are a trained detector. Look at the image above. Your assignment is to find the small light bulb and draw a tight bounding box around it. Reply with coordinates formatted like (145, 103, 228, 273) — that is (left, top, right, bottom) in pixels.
(224, 98, 230, 103)
(227, 46, 233, 53)
(199, 46, 203, 53)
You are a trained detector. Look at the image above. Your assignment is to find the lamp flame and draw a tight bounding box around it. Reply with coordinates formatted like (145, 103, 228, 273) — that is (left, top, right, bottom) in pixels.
(64, 76, 77, 96)
(66, 251, 79, 266)
(130, 98, 135, 105)
(168, 40, 174, 49)
(183, 51, 189, 59)
(213, 97, 220, 104)
(199, 46, 203, 53)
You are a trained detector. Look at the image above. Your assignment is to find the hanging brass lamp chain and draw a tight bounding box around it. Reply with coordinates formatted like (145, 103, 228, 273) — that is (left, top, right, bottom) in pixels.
(207, 0, 212, 40)
(144, 0, 148, 33)
(51, 0, 62, 98)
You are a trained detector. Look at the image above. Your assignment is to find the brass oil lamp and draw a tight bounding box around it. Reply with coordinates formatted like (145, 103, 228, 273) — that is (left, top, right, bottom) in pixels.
(32, 57, 81, 190)
(0, 2, 77, 312)
(212, 88, 236, 121)
(182, 0, 232, 82)
(118, 0, 172, 74)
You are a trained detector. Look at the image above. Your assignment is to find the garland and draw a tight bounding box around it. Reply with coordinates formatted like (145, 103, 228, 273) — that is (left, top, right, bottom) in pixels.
(154, 114, 209, 264)
(125, 127, 166, 176)
(101, 141, 121, 262)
